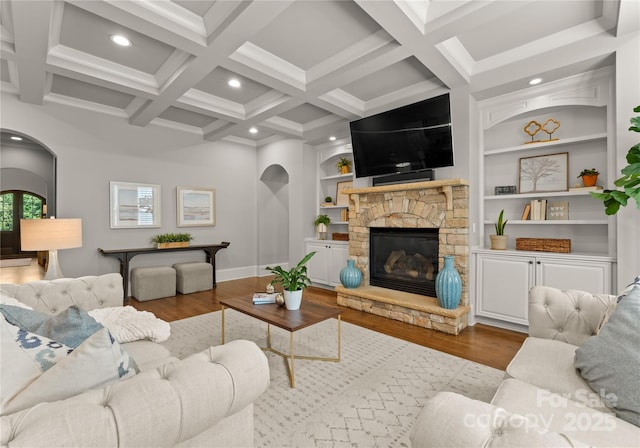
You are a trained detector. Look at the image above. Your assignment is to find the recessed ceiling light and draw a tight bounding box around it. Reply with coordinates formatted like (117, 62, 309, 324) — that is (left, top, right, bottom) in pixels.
(109, 34, 131, 47)
(228, 78, 241, 88)
(249, 127, 258, 134)
(10, 136, 23, 141)
(529, 77, 543, 86)
(329, 136, 336, 141)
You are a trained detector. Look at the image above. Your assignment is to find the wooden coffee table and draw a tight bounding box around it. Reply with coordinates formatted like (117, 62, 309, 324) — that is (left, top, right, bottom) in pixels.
(219, 296, 342, 388)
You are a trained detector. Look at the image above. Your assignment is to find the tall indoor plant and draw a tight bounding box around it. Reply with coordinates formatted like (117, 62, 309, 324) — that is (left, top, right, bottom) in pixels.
(490, 210, 508, 250)
(265, 251, 316, 310)
(590, 105, 640, 215)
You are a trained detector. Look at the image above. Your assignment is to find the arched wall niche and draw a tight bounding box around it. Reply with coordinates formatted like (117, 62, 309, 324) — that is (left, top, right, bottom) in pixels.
(0, 129, 57, 216)
(258, 164, 289, 268)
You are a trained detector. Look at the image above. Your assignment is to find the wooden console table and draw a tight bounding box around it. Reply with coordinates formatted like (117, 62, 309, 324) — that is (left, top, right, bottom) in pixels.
(98, 242, 230, 300)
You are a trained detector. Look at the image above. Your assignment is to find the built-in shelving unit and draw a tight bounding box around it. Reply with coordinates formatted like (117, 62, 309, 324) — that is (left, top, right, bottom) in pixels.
(472, 68, 617, 329)
(316, 144, 354, 237)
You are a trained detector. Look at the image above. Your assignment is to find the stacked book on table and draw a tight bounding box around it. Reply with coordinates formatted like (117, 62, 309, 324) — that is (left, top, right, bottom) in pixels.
(252, 292, 279, 304)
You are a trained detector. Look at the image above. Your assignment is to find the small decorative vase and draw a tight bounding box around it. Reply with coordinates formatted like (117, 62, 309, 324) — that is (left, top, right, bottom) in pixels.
(340, 165, 350, 174)
(340, 259, 362, 288)
(283, 290, 302, 310)
(435, 256, 462, 310)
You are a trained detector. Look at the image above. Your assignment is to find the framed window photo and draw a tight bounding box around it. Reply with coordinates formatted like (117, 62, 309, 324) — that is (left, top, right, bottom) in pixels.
(336, 181, 353, 207)
(518, 152, 568, 193)
(177, 186, 216, 227)
(110, 181, 161, 229)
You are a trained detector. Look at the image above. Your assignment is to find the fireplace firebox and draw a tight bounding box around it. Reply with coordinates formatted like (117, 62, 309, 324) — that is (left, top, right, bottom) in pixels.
(369, 227, 439, 297)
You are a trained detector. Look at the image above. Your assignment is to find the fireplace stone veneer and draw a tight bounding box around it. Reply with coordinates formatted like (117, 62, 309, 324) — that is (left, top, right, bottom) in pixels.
(336, 179, 470, 335)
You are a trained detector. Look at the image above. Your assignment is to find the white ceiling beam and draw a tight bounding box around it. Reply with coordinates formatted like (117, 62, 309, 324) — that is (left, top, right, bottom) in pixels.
(129, 0, 295, 127)
(615, 0, 640, 36)
(354, 0, 468, 88)
(10, 0, 54, 104)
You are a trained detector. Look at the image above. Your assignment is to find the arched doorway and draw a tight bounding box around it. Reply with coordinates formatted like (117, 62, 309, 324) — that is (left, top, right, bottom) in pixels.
(0, 191, 45, 256)
(0, 130, 56, 259)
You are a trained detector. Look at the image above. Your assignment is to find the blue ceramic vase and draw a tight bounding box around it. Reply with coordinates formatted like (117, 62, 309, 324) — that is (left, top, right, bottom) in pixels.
(340, 259, 362, 288)
(435, 256, 462, 309)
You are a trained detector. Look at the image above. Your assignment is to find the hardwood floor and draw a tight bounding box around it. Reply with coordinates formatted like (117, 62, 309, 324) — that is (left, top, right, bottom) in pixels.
(129, 276, 526, 371)
(0, 264, 526, 371)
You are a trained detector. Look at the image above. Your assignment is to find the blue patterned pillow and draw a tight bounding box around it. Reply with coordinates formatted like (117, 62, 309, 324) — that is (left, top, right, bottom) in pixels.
(0, 305, 138, 416)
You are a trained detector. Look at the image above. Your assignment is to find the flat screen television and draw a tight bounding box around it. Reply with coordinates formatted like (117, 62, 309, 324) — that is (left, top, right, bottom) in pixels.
(349, 93, 453, 179)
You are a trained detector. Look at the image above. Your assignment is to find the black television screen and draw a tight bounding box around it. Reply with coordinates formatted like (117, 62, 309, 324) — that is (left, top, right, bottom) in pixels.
(349, 93, 453, 178)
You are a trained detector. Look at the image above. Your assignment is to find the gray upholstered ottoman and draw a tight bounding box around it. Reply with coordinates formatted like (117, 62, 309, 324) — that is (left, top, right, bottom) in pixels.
(173, 262, 213, 294)
(131, 266, 176, 301)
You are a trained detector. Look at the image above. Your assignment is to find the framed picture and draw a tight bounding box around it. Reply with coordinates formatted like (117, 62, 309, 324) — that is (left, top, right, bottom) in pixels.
(177, 186, 216, 227)
(110, 181, 161, 229)
(336, 180, 353, 207)
(518, 152, 568, 193)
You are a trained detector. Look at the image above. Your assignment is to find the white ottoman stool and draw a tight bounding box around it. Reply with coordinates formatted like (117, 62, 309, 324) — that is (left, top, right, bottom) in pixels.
(131, 266, 176, 301)
(173, 262, 213, 294)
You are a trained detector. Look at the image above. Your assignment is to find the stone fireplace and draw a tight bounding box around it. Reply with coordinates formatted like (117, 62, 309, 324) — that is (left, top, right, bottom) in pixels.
(336, 179, 470, 335)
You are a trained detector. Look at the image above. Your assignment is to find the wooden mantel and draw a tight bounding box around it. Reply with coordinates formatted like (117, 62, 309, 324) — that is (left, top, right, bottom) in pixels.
(343, 178, 469, 195)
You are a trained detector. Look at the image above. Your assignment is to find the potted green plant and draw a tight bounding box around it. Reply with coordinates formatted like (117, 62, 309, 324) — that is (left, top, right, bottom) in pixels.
(336, 157, 352, 174)
(591, 105, 640, 215)
(315, 214, 331, 240)
(151, 232, 193, 249)
(490, 210, 508, 250)
(265, 251, 316, 310)
(323, 196, 333, 206)
(577, 168, 599, 187)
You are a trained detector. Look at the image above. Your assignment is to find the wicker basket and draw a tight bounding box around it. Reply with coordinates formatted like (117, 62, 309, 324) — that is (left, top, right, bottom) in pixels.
(515, 238, 571, 253)
(332, 232, 349, 241)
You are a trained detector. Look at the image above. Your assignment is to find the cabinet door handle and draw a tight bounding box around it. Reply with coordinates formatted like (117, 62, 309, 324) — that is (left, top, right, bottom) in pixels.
(529, 260, 533, 264)
(537, 261, 541, 265)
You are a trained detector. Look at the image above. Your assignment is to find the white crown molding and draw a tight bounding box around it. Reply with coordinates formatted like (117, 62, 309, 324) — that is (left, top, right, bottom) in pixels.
(303, 114, 344, 132)
(178, 89, 244, 121)
(263, 116, 303, 136)
(45, 92, 129, 118)
(393, 0, 427, 34)
(150, 116, 205, 135)
(222, 134, 257, 147)
(364, 79, 448, 114)
(155, 49, 192, 88)
(230, 42, 306, 91)
(435, 37, 473, 80)
(244, 90, 291, 119)
(48, 45, 159, 96)
(319, 89, 365, 117)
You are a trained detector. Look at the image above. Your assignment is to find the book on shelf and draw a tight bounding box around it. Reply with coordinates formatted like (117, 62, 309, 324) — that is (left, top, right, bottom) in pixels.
(252, 292, 278, 304)
(547, 201, 569, 220)
(529, 199, 547, 220)
(569, 185, 603, 192)
(340, 208, 348, 221)
(521, 203, 531, 220)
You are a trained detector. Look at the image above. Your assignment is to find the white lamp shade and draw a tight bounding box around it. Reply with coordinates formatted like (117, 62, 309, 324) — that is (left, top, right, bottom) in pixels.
(20, 218, 82, 251)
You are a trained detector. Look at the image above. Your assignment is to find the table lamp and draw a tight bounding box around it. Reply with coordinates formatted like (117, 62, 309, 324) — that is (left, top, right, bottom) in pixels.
(20, 218, 82, 280)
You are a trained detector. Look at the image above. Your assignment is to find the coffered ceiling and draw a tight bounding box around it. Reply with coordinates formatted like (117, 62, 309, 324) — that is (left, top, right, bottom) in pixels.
(1, 0, 637, 147)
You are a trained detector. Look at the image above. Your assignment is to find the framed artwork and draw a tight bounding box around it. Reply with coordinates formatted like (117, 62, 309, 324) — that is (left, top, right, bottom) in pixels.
(336, 180, 353, 207)
(177, 186, 216, 227)
(518, 152, 568, 193)
(110, 181, 161, 229)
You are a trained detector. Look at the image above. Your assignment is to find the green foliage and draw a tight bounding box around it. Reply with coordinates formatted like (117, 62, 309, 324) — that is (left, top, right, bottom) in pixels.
(315, 214, 331, 226)
(336, 157, 352, 170)
(577, 168, 599, 178)
(0, 192, 14, 231)
(151, 233, 193, 243)
(266, 251, 316, 291)
(590, 105, 640, 215)
(494, 209, 508, 235)
(324, 196, 332, 203)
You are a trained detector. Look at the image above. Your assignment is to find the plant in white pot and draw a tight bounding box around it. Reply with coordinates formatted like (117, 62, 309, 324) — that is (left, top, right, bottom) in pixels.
(489, 210, 508, 250)
(265, 251, 316, 310)
(315, 214, 331, 240)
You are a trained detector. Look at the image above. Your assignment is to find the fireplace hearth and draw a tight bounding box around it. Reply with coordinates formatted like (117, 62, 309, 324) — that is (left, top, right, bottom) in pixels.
(370, 227, 438, 297)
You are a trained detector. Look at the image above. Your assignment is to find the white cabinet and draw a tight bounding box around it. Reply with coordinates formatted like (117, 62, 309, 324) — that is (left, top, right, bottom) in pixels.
(472, 68, 618, 329)
(475, 249, 614, 326)
(305, 240, 349, 287)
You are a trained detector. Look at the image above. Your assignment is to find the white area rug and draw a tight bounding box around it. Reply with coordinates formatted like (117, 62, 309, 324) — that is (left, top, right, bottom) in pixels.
(162, 310, 504, 448)
(0, 258, 32, 268)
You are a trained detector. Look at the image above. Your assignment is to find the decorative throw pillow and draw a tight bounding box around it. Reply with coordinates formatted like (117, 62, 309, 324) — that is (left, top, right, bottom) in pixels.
(596, 275, 640, 333)
(0, 305, 137, 416)
(574, 284, 640, 427)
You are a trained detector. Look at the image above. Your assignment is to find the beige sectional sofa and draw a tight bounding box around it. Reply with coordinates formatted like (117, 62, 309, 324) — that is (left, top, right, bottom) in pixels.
(411, 284, 640, 447)
(0, 274, 270, 447)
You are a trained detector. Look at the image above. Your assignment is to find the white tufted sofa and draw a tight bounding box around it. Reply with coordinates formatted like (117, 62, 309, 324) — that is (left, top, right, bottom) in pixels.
(410, 286, 640, 447)
(0, 274, 270, 447)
